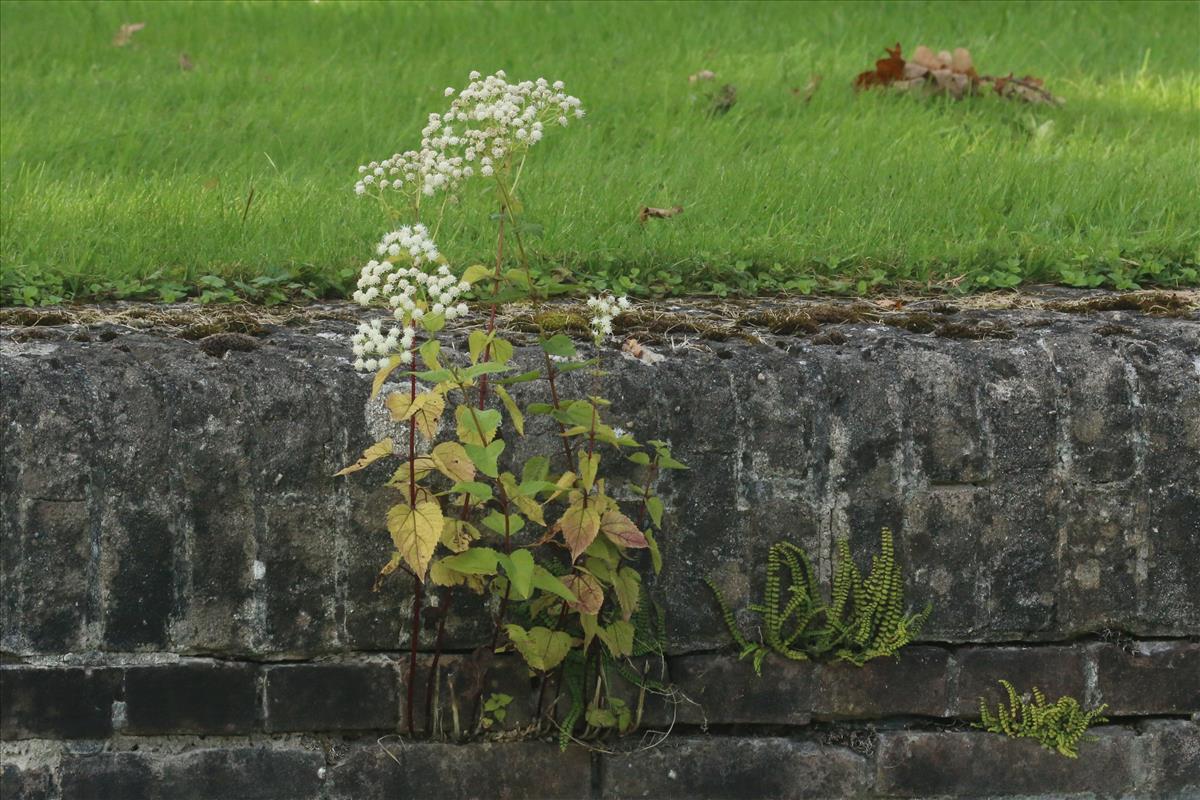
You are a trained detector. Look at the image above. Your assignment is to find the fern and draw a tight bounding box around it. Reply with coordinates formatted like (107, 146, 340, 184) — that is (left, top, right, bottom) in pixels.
(975, 680, 1108, 758)
(706, 528, 930, 671)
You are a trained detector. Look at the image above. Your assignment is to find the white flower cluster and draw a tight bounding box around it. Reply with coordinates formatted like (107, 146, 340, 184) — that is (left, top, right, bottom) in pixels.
(350, 224, 471, 373)
(586, 294, 631, 341)
(354, 70, 584, 197)
(350, 319, 415, 373)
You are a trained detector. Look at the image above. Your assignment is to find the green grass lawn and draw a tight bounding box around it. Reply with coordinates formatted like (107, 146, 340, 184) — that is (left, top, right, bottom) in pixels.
(1, 0, 1197, 305)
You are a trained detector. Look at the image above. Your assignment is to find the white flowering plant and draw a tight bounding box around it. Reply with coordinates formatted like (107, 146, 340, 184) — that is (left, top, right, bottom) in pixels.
(337, 72, 685, 746)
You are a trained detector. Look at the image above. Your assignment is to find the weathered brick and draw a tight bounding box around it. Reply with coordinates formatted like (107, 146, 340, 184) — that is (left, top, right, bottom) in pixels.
(59, 752, 155, 800)
(101, 500, 179, 650)
(403, 652, 532, 736)
(602, 736, 868, 800)
(265, 662, 397, 732)
(0, 762, 54, 800)
(953, 646, 1086, 717)
(326, 741, 591, 800)
(813, 646, 951, 719)
(0, 666, 120, 739)
(1140, 719, 1200, 797)
(1093, 641, 1200, 715)
(125, 662, 257, 735)
(666, 655, 813, 726)
(875, 728, 1136, 797)
(158, 746, 324, 800)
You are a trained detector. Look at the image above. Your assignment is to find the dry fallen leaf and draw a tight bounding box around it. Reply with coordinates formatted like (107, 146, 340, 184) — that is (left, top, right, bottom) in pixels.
(791, 74, 823, 103)
(854, 43, 905, 89)
(113, 22, 145, 47)
(622, 338, 667, 366)
(855, 42, 1059, 104)
(638, 205, 684, 223)
(990, 74, 1063, 106)
(179, 52, 195, 71)
(709, 83, 737, 114)
(688, 69, 716, 84)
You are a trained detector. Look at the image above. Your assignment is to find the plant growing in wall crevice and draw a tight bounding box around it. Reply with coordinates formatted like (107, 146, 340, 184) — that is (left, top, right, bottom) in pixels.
(337, 71, 684, 744)
(707, 527, 930, 674)
(975, 680, 1108, 758)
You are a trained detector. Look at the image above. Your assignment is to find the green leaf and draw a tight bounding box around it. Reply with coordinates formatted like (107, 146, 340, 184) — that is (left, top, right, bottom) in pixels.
(483, 510, 525, 537)
(505, 625, 573, 672)
(521, 456, 550, 485)
(491, 337, 514, 364)
(597, 620, 635, 658)
(418, 339, 441, 371)
(495, 385, 524, 436)
(456, 406, 502, 446)
(541, 334, 577, 358)
(579, 452, 599, 492)
(526, 402, 555, 415)
(440, 547, 501, 575)
(627, 452, 651, 466)
(498, 369, 541, 385)
(612, 566, 641, 621)
(461, 264, 492, 285)
(644, 528, 663, 574)
(461, 362, 513, 380)
(531, 565, 577, 603)
(646, 496, 664, 528)
(555, 359, 599, 373)
(586, 706, 617, 728)
(579, 613, 599, 649)
(450, 481, 493, 502)
(464, 439, 506, 478)
(468, 330, 490, 364)
(422, 312, 446, 333)
(499, 549, 535, 599)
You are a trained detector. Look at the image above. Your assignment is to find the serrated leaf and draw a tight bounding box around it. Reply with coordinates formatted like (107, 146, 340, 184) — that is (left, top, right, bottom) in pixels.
(557, 501, 602, 563)
(531, 566, 577, 603)
(579, 452, 600, 492)
(387, 501, 443, 580)
(561, 572, 604, 615)
(612, 566, 641, 621)
(421, 312, 445, 333)
(579, 612, 599, 650)
(464, 439, 506, 478)
(371, 357, 404, 400)
(597, 620, 635, 658)
(495, 385, 524, 436)
(499, 549, 535, 599)
(468, 330, 490, 364)
(483, 510, 524, 537)
(456, 405, 502, 446)
(541, 334, 577, 358)
(586, 706, 617, 728)
(600, 510, 649, 549)
(510, 493, 545, 526)
(389, 455, 436, 486)
(335, 438, 394, 476)
(522, 456, 550, 485)
(418, 339, 441, 370)
(505, 624, 573, 672)
(431, 441, 475, 482)
(388, 391, 445, 442)
(646, 496, 664, 529)
(491, 337, 514, 364)
(627, 451, 651, 466)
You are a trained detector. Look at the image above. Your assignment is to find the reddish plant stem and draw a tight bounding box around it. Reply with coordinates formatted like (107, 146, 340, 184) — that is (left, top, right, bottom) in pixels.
(542, 351, 577, 469)
(423, 587, 454, 736)
(635, 462, 659, 532)
(404, 342, 421, 735)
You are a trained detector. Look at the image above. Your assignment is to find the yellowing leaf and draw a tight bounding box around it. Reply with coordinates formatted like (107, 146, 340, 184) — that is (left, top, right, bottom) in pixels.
(456, 405, 502, 446)
(461, 264, 492, 285)
(431, 442, 475, 482)
(557, 502, 602, 563)
(561, 572, 604, 615)
(371, 356, 404, 400)
(372, 550, 402, 591)
(511, 493, 546, 527)
(387, 391, 445, 442)
(612, 566, 641, 621)
(440, 519, 480, 553)
(389, 456, 436, 486)
(505, 624, 573, 672)
(600, 510, 649, 549)
(598, 620, 635, 658)
(387, 501, 443, 580)
(334, 438, 393, 476)
(579, 452, 600, 492)
(495, 385, 524, 436)
(386, 391, 427, 422)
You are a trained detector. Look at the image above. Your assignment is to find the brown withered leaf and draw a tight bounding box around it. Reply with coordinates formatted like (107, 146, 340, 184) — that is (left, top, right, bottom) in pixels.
(113, 22, 145, 47)
(791, 74, 822, 103)
(179, 52, 195, 72)
(709, 83, 737, 114)
(854, 43, 905, 89)
(688, 69, 716, 84)
(621, 338, 667, 366)
(990, 74, 1063, 106)
(638, 205, 684, 223)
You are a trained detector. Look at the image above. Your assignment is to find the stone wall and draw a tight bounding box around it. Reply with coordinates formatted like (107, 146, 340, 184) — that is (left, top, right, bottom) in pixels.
(2, 295, 1198, 798)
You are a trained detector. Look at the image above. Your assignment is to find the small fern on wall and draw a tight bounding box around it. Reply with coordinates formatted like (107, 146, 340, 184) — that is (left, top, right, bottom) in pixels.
(976, 680, 1108, 758)
(706, 527, 931, 673)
